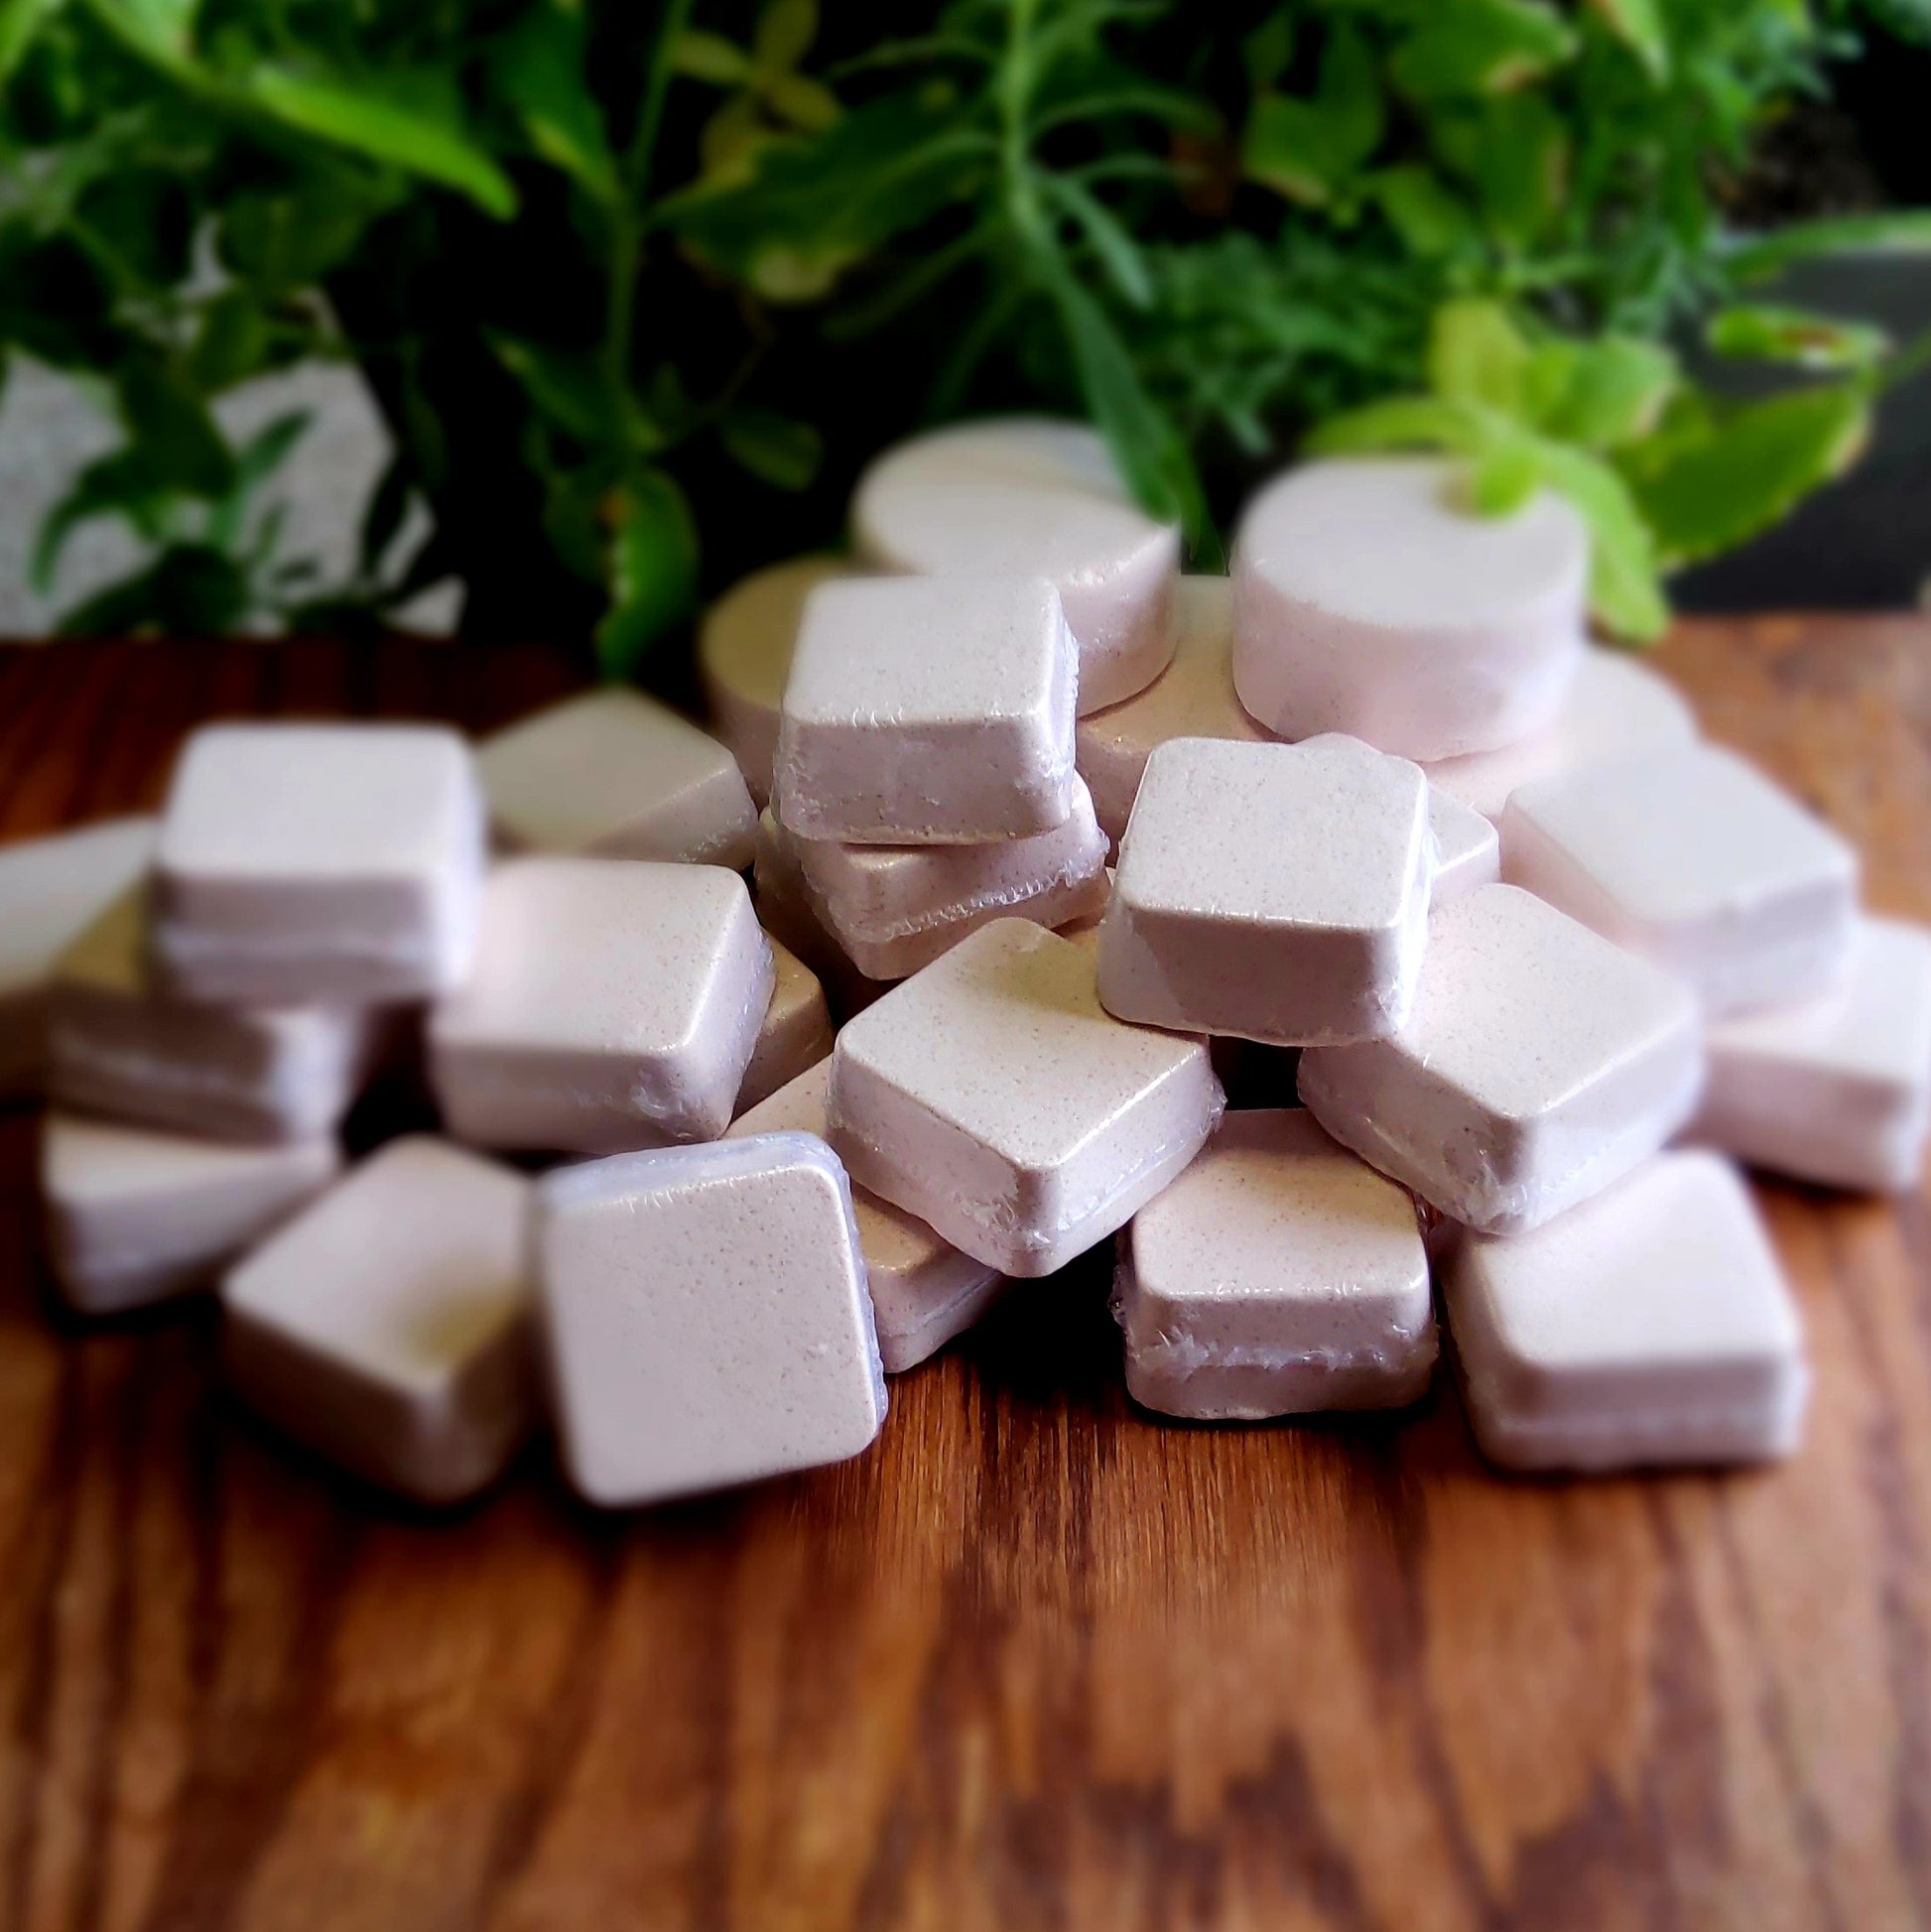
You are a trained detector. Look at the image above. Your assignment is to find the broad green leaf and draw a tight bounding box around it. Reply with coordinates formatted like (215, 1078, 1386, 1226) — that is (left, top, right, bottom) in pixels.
(58, 543, 249, 637)
(1587, 0, 1669, 81)
(34, 447, 167, 591)
(594, 468, 698, 679)
(495, 4, 618, 204)
(541, 465, 606, 585)
(217, 181, 374, 292)
(187, 291, 268, 391)
(719, 406, 821, 490)
(1243, 25, 1381, 206)
(1044, 175, 1152, 308)
(490, 333, 613, 445)
(1532, 441, 1668, 641)
(249, 67, 518, 219)
(753, 0, 816, 73)
(74, 166, 193, 289)
(117, 356, 233, 495)
(1366, 167, 1479, 257)
(82, 0, 197, 72)
(671, 29, 750, 85)
(0, 0, 61, 80)
(1629, 384, 1871, 567)
(1467, 436, 1542, 513)
(1529, 335, 1677, 447)
(1460, 92, 1567, 247)
(1303, 393, 1496, 458)
(766, 71, 838, 132)
(1243, 13, 1293, 92)
(1427, 299, 1530, 416)
(207, 409, 308, 551)
(1725, 211, 1931, 286)
(1707, 303, 1889, 372)
(1389, 0, 1577, 99)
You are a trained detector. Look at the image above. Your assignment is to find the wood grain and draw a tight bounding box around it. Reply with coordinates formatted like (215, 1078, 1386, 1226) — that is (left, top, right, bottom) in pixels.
(0, 620, 1928, 1932)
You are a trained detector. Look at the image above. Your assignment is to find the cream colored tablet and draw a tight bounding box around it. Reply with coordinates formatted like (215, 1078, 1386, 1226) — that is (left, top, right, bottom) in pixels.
(153, 723, 485, 1003)
(43, 1113, 338, 1316)
(0, 817, 155, 1098)
(1299, 884, 1703, 1235)
(478, 687, 756, 868)
(1232, 455, 1587, 760)
(1447, 1151, 1807, 1471)
(1115, 1110, 1434, 1420)
(699, 557, 852, 806)
(430, 857, 772, 1153)
(49, 889, 377, 1143)
(222, 1137, 534, 1502)
(827, 919, 1223, 1276)
(1075, 578, 1268, 842)
(729, 1062, 1003, 1372)
(1502, 742, 1858, 1015)
(1097, 735, 1432, 1047)
(1691, 914, 1931, 1191)
(852, 417, 1179, 712)
(536, 1134, 886, 1506)
(736, 933, 833, 1113)
(774, 577, 1079, 844)
(1428, 788, 1500, 905)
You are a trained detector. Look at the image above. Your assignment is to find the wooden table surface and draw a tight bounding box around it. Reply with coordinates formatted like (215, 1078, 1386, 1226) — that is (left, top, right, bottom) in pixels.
(2, 618, 1929, 1932)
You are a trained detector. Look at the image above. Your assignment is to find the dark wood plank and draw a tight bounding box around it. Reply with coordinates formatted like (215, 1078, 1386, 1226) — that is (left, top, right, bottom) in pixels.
(0, 619, 1925, 1932)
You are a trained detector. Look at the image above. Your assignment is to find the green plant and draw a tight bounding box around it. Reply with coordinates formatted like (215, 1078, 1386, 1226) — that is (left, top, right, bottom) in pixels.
(2, 0, 1927, 660)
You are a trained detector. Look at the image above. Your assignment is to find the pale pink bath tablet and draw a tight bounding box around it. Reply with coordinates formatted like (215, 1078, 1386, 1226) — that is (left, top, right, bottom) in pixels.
(430, 857, 772, 1153)
(1096, 735, 1433, 1047)
(699, 557, 852, 807)
(1075, 577, 1269, 843)
(1231, 455, 1588, 761)
(1501, 742, 1858, 1015)
(774, 576, 1079, 844)
(1299, 884, 1703, 1235)
(536, 1134, 886, 1506)
(49, 890, 378, 1143)
(736, 933, 833, 1114)
(1425, 649, 1697, 821)
(43, 1112, 339, 1316)
(827, 919, 1224, 1277)
(1446, 1151, 1807, 1471)
(478, 687, 756, 868)
(1114, 1110, 1434, 1421)
(751, 813, 889, 1020)
(1428, 788, 1501, 905)
(851, 417, 1179, 713)
(0, 817, 155, 1098)
(1690, 914, 1931, 1192)
(154, 723, 485, 1003)
(729, 1063, 1003, 1372)
(223, 1137, 534, 1502)
(768, 778, 1109, 980)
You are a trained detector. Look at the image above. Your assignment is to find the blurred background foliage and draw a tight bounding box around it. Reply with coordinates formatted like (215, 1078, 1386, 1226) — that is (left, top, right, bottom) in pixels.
(4, 0, 1931, 667)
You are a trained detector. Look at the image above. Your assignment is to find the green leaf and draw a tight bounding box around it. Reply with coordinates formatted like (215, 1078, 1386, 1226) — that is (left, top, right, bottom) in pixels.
(217, 182, 374, 292)
(490, 333, 614, 445)
(1725, 211, 1931, 286)
(34, 447, 168, 592)
(1427, 299, 1530, 415)
(753, 0, 816, 73)
(1366, 167, 1479, 257)
(495, 3, 619, 204)
(187, 291, 268, 392)
(1449, 92, 1567, 247)
(1047, 268, 1210, 556)
(719, 407, 821, 490)
(1629, 385, 1871, 567)
(82, 0, 197, 71)
(0, 0, 63, 84)
(359, 453, 415, 580)
(117, 357, 233, 496)
(1242, 24, 1381, 206)
(1586, 0, 1669, 81)
(1532, 441, 1668, 641)
(672, 29, 752, 84)
(594, 469, 698, 679)
(1303, 393, 1496, 459)
(1043, 175, 1152, 308)
(1390, 0, 1577, 98)
(58, 544, 249, 638)
(766, 72, 838, 132)
(1468, 437, 1542, 514)
(1707, 304, 1889, 372)
(248, 67, 518, 219)
(207, 409, 308, 552)
(1528, 335, 1677, 447)
(1242, 13, 1293, 92)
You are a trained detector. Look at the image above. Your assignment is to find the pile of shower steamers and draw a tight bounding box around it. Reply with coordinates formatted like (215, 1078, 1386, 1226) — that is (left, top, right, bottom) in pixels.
(5, 418, 1923, 1507)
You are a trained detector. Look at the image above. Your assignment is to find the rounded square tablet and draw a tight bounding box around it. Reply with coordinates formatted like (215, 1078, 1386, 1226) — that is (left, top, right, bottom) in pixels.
(1299, 884, 1704, 1235)
(1097, 735, 1433, 1047)
(827, 919, 1224, 1276)
(43, 1112, 339, 1316)
(773, 576, 1079, 844)
(478, 687, 757, 867)
(536, 1134, 886, 1506)
(1691, 914, 1931, 1192)
(430, 857, 773, 1153)
(222, 1137, 535, 1503)
(1116, 1110, 1434, 1420)
(735, 933, 834, 1114)
(1446, 1151, 1807, 1472)
(851, 417, 1179, 713)
(154, 723, 486, 1003)
(729, 1062, 1004, 1373)
(1428, 788, 1500, 906)
(1501, 742, 1858, 1015)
